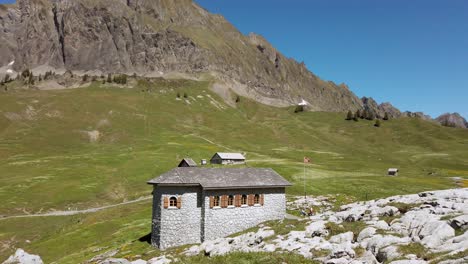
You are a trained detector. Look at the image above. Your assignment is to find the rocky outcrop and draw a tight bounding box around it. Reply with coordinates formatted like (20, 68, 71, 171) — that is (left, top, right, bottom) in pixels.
(361, 97, 402, 119)
(435, 113, 468, 129)
(2, 249, 43, 264)
(403, 111, 432, 121)
(0, 0, 363, 111)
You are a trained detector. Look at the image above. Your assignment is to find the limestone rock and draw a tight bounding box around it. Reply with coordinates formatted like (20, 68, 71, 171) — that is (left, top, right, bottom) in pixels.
(147, 256, 171, 264)
(435, 113, 468, 128)
(449, 215, 468, 230)
(99, 258, 131, 264)
(357, 227, 376, 242)
(305, 220, 329, 237)
(2, 249, 43, 264)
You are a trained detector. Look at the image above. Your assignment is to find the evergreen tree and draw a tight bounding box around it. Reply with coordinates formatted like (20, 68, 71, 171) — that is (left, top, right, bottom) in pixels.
(4, 74, 10, 84)
(374, 119, 381, 127)
(107, 73, 112, 83)
(183, 92, 188, 98)
(177, 92, 181, 98)
(235, 95, 240, 103)
(383, 112, 389, 121)
(355, 109, 361, 119)
(22, 69, 30, 78)
(346, 110, 353, 120)
(82, 74, 88, 82)
(28, 73, 34, 85)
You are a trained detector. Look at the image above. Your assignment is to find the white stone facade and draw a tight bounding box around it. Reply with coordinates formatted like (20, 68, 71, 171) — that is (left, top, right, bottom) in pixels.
(152, 186, 202, 249)
(151, 186, 286, 249)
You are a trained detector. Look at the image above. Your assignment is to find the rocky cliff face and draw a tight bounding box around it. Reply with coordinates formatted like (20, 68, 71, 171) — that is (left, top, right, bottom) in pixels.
(361, 97, 402, 119)
(436, 113, 468, 128)
(0, 0, 363, 111)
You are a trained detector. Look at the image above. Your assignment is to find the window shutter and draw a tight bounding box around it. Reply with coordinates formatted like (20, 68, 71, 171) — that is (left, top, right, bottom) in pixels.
(163, 196, 169, 209)
(177, 196, 182, 209)
(260, 194, 264, 206)
(221, 195, 227, 208)
(248, 194, 253, 206)
(209, 196, 214, 208)
(235, 194, 241, 207)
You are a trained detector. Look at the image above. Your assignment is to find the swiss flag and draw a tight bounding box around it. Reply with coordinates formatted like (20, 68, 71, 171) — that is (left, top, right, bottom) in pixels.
(304, 157, 311, 163)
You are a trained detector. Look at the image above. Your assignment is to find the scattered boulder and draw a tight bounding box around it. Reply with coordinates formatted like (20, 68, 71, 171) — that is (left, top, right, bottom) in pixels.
(147, 256, 172, 264)
(99, 258, 131, 264)
(449, 215, 468, 230)
(305, 220, 329, 237)
(2, 249, 43, 264)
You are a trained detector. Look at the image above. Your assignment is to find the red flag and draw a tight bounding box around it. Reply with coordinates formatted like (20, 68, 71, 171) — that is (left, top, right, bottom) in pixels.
(303, 157, 311, 163)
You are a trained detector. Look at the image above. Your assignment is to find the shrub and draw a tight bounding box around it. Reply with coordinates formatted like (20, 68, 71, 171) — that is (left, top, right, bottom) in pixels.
(107, 73, 112, 83)
(82, 74, 88, 82)
(346, 110, 353, 120)
(235, 95, 240, 103)
(183, 92, 188, 98)
(294, 105, 304, 113)
(374, 119, 381, 127)
(177, 92, 181, 98)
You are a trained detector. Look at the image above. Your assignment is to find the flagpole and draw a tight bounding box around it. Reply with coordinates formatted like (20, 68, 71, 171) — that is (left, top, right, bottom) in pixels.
(304, 158, 306, 199)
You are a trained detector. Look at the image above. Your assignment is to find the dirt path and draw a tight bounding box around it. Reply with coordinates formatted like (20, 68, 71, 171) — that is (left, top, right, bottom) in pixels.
(0, 196, 152, 221)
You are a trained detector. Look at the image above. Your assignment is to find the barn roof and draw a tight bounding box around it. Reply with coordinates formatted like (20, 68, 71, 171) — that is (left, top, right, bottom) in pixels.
(212, 152, 246, 160)
(178, 158, 197, 167)
(148, 168, 291, 189)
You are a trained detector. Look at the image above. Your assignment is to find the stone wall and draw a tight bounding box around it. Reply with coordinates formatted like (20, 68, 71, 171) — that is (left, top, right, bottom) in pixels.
(203, 188, 286, 240)
(151, 186, 202, 249)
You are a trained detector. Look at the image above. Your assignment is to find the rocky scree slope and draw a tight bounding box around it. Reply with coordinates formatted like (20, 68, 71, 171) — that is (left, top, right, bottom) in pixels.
(0, 0, 362, 111)
(8, 189, 465, 264)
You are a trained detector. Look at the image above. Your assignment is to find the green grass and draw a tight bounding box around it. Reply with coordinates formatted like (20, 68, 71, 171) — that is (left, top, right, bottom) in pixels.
(0, 79, 467, 262)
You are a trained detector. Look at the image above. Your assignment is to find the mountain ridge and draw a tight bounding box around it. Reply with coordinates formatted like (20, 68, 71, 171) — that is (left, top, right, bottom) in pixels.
(0, 0, 465, 127)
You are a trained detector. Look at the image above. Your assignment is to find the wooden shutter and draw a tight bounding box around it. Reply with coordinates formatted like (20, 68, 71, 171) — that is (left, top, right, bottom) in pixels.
(221, 195, 227, 208)
(260, 194, 264, 206)
(177, 196, 182, 209)
(248, 194, 254, 206)
(235, 194, 241, 207)
(163, 196, 169, 209)
(209, 196, 214, 208)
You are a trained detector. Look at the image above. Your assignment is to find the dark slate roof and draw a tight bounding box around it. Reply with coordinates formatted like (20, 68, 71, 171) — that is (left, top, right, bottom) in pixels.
(178, 158, 197, 167)
(148, 168, 291, 189)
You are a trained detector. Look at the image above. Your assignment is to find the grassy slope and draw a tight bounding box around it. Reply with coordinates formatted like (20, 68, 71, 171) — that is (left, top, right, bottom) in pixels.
(0, 79, 467, 262)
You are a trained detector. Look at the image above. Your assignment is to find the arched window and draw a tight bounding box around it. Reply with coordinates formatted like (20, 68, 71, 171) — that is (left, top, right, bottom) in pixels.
(213, 196, 220, 207)
(169, 196, 177, 207)
(241, 194, 248, 205)
(228, 195, 234, 206)
(254, 194, 260, 204)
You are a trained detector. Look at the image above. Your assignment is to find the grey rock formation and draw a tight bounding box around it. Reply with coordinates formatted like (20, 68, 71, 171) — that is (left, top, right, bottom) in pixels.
(0, 0, 363, 112)
(403, 111, 432, 121)
(2, 249, 43, 264)
(361, 97, 402, 119)
(435, 113, 468, 128)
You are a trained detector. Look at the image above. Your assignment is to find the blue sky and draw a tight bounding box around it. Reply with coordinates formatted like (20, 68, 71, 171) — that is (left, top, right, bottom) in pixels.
(2, 0, 466, 118)
(194, 0, 467, 119)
